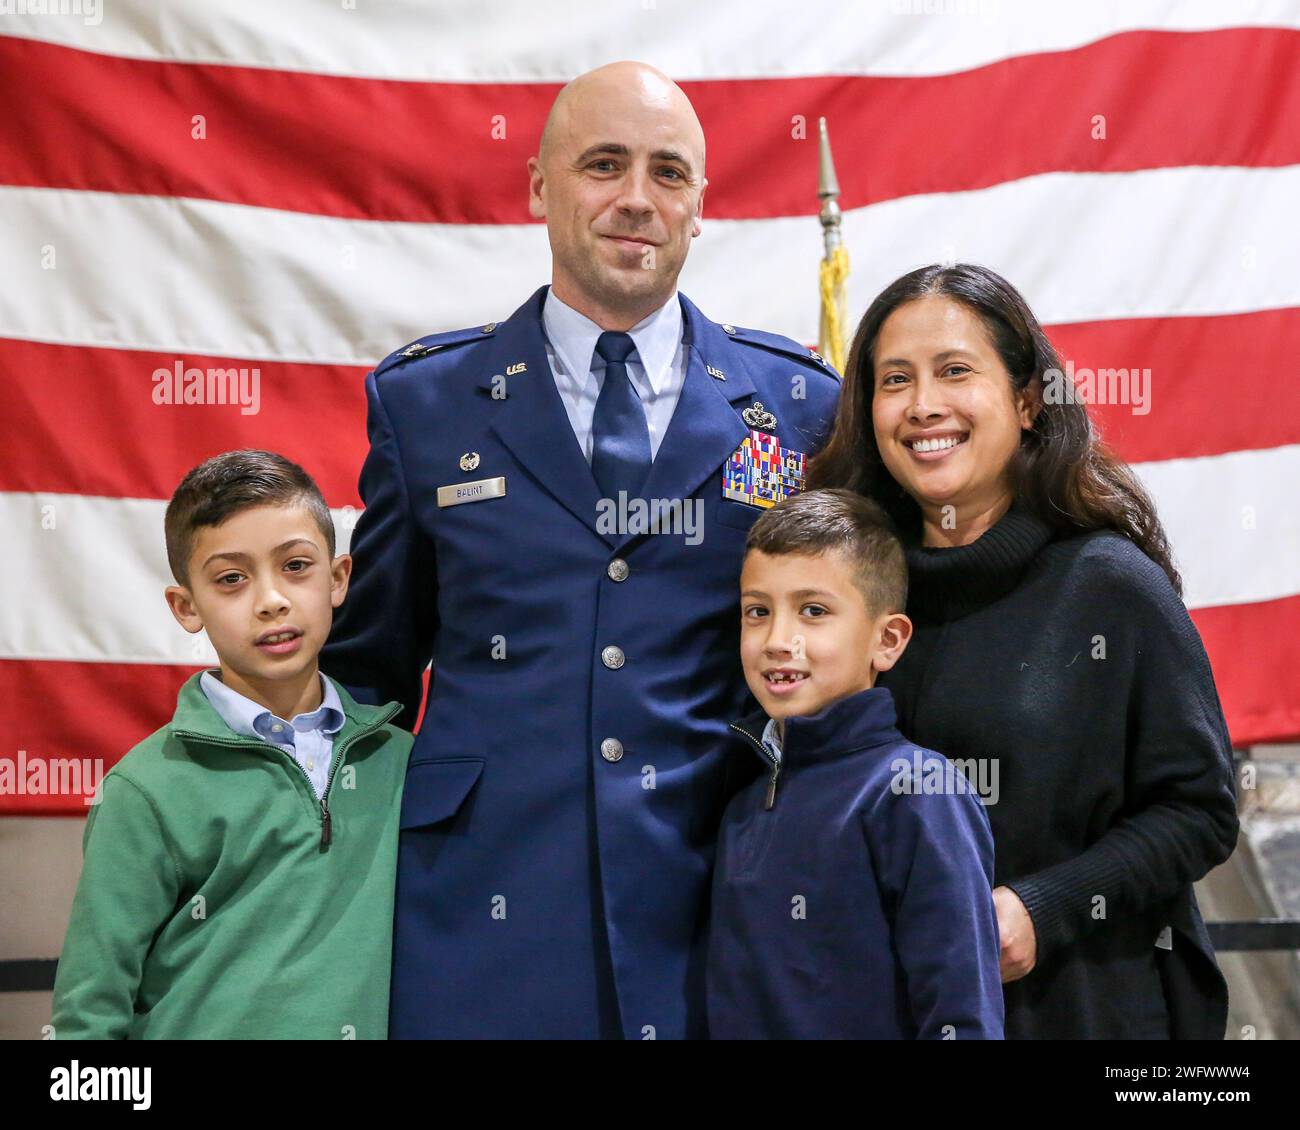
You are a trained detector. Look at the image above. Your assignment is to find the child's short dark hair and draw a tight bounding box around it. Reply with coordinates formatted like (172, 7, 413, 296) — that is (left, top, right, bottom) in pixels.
(165, 450, 336, 587)
(745, 488, 907, 616)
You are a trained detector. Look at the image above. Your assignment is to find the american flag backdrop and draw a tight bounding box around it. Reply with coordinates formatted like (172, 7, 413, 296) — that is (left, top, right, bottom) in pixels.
(2, 1, 1299, 814)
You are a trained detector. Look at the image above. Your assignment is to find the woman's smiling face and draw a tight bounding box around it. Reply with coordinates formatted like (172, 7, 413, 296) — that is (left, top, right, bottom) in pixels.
(871, 295, 1034, 525)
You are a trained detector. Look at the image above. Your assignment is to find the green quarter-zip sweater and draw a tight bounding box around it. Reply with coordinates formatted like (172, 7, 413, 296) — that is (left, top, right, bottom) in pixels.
(51, 671, 412, 1039)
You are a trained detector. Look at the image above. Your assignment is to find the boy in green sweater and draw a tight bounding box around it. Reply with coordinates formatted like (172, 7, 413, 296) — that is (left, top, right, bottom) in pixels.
(51, 450, 413, 1039)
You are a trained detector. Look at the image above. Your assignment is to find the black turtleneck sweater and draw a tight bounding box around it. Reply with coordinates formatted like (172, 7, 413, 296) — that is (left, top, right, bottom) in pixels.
(878, 502, 1239, 1040)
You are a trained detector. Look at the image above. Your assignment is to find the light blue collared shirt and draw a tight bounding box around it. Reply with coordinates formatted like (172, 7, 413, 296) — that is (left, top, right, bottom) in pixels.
(541, 286, 687, 462)
(761, 716, 784, 765)
(199, 670, 346, 801)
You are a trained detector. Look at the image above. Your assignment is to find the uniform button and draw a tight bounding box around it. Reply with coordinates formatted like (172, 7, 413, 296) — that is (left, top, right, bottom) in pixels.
(271, 723, 284, 733)
(601, 645, 625, 669)
(607, 558, 629, 582)
(600, 738, 624, 763)
(306, 759, 315, 771)
(722, 323, 737, 335)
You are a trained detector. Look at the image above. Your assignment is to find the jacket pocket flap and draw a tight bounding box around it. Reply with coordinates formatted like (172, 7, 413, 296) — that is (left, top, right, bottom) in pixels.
(717, 500, 764, 530)
(400, 757, 485, 829)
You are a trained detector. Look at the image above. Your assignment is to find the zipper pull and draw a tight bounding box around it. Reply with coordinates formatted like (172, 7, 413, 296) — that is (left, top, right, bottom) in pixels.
(764, 770, 778, 810)
(320, 797, 332, 848)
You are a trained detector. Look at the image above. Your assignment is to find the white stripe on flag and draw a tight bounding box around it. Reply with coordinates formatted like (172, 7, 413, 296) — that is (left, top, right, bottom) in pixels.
(2, 165, 1298, 365)
(1, 494, 358, 666)
(1135, 444, 1300, 610)
(3, 0, 1299, 81)
(3, 448, 1298, 665)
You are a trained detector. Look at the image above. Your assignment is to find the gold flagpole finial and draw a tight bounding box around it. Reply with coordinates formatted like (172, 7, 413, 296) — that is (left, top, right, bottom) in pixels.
(818, 116, 842, 246)
(816, 117, 850, 373)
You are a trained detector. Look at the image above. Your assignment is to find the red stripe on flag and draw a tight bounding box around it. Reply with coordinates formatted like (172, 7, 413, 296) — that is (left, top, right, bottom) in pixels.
(1192, 594, 1300, 751)
(0, 338, 369, 505)
(0, 594, 1294, 815)
(1047, 307, 1300, 464)
(0, 659, 432, 815)
(7, 309, 1300, 501)
(0, 659, 190, 815)
(3, 28, 1299, 223)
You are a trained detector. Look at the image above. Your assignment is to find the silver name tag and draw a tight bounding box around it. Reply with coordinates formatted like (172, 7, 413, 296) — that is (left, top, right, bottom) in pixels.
(437, 476, 506, 507)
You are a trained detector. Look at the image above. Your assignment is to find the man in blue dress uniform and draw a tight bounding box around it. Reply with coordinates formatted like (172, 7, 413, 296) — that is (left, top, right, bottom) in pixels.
(322, 61, 840, 1038)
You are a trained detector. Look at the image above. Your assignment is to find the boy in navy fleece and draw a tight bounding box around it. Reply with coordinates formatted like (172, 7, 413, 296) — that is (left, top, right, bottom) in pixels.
(708, 488, 1003, 1039)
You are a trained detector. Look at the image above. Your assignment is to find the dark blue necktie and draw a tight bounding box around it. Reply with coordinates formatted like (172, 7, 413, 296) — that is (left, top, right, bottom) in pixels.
(591, 331, 651, 499)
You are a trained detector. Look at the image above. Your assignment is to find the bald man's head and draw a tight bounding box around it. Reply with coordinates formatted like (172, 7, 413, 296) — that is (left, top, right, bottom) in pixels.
(538, 62, 706, 175)
(527, 61, 708, 329)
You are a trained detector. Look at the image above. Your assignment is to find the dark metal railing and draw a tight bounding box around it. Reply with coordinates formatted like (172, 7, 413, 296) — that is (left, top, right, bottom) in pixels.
(0, 959, 58, 993)
(1206, 919, 1300, 952)
(3, 922, 1299, 993)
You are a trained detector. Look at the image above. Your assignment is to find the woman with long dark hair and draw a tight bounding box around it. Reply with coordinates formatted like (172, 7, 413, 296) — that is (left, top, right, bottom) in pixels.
(810, 263, 1239, 1038)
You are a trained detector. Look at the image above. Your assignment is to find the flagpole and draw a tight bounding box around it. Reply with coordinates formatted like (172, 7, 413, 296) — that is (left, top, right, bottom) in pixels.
(817, 116, 850, 374)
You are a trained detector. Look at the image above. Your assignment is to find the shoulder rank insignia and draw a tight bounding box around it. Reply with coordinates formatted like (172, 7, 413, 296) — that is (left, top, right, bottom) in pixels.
(723, 429, 807, 509)
(375, 322, 499, 377)
(723, 324, 840, 379)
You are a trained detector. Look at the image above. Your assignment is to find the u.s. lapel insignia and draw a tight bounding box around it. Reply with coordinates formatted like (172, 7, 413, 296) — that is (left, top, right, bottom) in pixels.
(459, 451, 481, 472)
(723, 429, 807, 509)
(707, 365, 726, 381)
(505, 361, 527, 375)
(742, 401, 777, 430)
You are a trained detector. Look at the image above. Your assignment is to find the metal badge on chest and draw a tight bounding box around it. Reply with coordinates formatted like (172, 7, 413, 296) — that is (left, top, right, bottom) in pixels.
(724, 402, 807, 510)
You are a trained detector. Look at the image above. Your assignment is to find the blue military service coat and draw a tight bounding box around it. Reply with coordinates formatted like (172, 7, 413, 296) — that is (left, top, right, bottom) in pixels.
(321, 285, 840, 1038)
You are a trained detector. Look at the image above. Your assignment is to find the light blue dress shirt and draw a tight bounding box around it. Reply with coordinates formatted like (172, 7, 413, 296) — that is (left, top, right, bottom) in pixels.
(761, 715, 784, 765)
(199, 670, 346, 801)
(541, 286, 687, 462)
